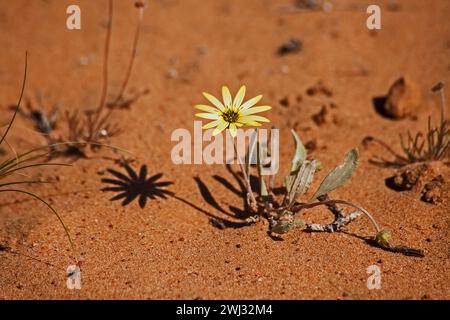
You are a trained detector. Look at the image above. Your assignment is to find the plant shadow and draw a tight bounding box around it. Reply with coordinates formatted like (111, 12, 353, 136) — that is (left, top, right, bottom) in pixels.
(372, 95, 390, 119)
(341, 230, 394, 254)
(363, 136, 408, 168)
(193, 164, 260, 229)
(101, 163, 173, 208)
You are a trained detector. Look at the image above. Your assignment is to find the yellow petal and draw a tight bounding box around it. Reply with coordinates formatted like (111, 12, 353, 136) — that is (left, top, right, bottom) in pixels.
(222, 86, 232, 107)
(243, 121, 262, 127)
(229, 123, 237, 137)
(195, 113, 220, 120)
(240, 115, 270, 123)
(194, 104, 221, 113)
(203, 92, 225, 111)
(239, 95, 263, 111)
(233, 85, 246, 108)
(212, 120, 229, 136)
(202, 119, 222, 129)
(240, 105, 271, 116)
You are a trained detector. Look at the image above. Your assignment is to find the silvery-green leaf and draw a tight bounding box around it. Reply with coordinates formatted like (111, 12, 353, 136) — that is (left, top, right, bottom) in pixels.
(288, 160, 316, 205)
(288, 160, 308, 203)
(290, 129, 307, 175)
(285, 130, 307, 194)
(293, 160, 316, 201)
(284, 174, 293, 192)
(283, 176, 290, 189)
(309, 148, 359, 201)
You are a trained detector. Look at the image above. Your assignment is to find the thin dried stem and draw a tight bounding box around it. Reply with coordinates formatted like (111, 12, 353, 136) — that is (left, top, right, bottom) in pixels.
(92, 0, 113, 135)
(305, 210, 362, 232)
(0, 181, 52, 188)
(0, 189, 79, 264)
(0, 52, 27, 146)
(111, 3, 145, 106)
(291, 199, 381, 233)
(1, 163, 71, 178)
(231, 133, 257, 209)
(2, 139, 19, 169)
(435, 82, 447, 124)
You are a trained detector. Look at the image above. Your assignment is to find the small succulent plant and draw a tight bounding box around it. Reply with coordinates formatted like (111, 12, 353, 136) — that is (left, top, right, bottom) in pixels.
(233, 128, 424, 257)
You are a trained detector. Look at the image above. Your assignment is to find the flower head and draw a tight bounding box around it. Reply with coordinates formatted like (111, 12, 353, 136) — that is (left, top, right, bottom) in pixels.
(194, 85, 271, 137)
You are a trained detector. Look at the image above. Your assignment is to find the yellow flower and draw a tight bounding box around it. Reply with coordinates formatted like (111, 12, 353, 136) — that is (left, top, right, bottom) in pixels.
(194, 85, 271, 137)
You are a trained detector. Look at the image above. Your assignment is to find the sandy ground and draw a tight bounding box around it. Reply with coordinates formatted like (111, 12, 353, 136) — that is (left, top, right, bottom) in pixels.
(0, 0, 449, 299)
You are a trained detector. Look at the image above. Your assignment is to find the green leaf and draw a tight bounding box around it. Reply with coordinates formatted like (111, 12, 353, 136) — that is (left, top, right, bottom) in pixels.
(288, 160, 316, 205)
(285, 130, 307, 193)
(289, 129, 307, 174)
(309, 148, 359, 201)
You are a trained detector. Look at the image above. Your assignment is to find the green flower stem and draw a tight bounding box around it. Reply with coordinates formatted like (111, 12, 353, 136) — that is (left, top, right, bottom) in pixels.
(230, 132, 257, 209)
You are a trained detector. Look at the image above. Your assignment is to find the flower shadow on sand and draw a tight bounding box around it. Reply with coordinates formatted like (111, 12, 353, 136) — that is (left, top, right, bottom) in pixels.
(101, 164, 173, 208)
(193, 164, 284, 229)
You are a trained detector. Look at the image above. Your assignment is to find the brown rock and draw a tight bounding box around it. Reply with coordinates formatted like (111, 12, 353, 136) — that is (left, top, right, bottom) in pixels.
(392, 163, 428, 191)
(421, 175, 445, 204)
(388, 162, 450, 204)
(383, 77, 421, 119)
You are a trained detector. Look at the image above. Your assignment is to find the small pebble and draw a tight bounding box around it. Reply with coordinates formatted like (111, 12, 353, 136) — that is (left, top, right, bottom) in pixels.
(277, 38, 302, 56)
(79, 56, 90, 66)
(280, 64, 290, 74)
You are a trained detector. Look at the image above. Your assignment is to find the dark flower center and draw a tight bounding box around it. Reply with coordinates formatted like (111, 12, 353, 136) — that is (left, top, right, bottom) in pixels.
(221, 108, 240, 123)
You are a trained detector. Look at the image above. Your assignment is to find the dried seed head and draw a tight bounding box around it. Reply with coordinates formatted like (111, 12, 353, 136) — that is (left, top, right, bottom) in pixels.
(270, 220, 294, 234)
(375, 229, 391, 247)
(431, 82, 444, 92)
(135, 1, 145, 9)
